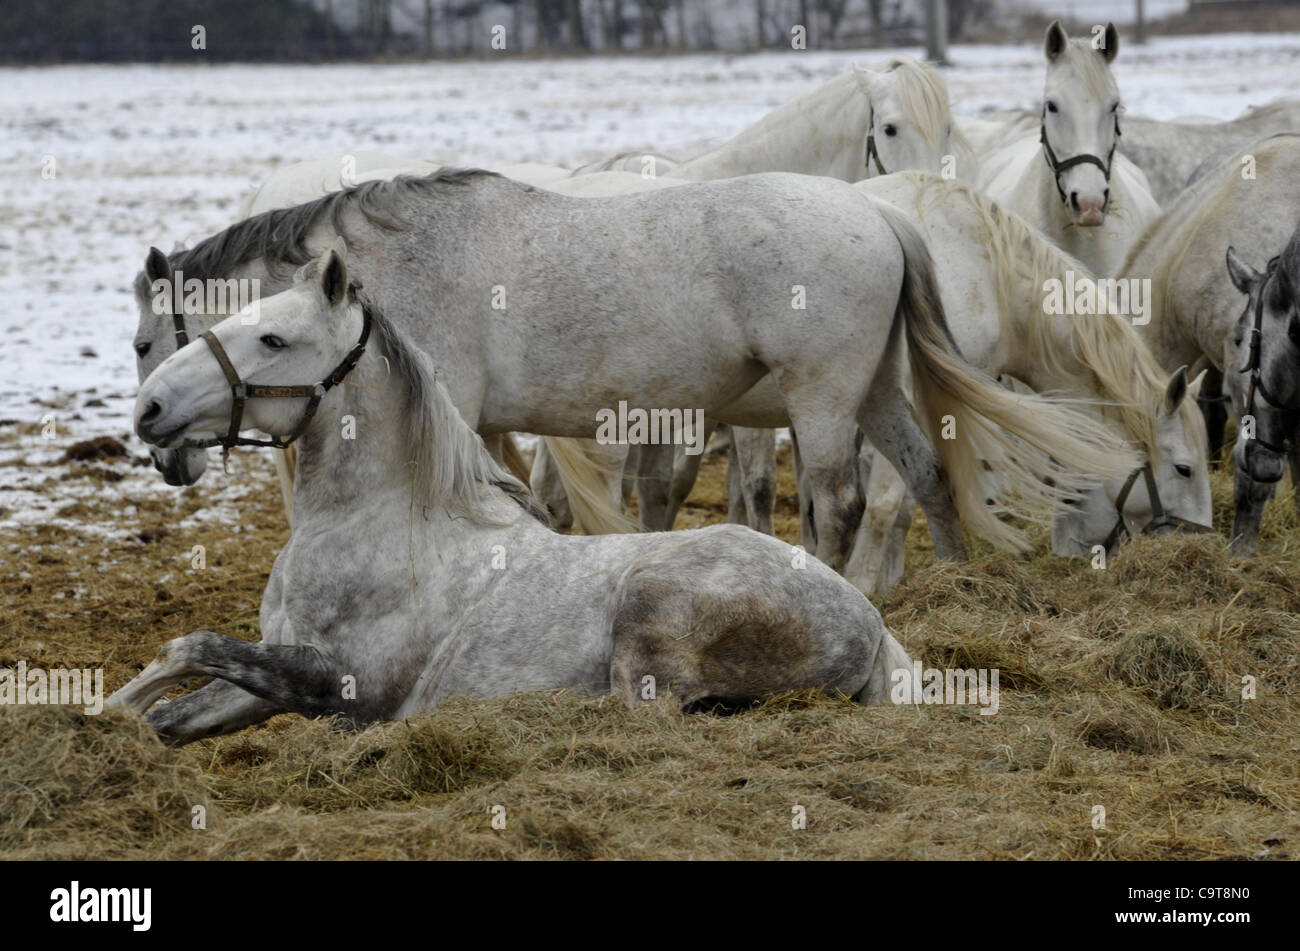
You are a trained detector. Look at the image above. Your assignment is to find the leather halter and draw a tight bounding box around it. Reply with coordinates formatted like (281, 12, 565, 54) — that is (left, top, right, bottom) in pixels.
(178, 298, 372, 452)
(1238, 256, 1294, 456)
(1039, 107, 1120, 204)
(1101, 461, 1212, 553)
(865, 119, 889, 176)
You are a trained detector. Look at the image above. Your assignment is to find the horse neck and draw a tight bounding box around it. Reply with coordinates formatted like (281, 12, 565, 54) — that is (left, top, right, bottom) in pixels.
(287, 339, 503, 549)
(671, 73, 869, 181)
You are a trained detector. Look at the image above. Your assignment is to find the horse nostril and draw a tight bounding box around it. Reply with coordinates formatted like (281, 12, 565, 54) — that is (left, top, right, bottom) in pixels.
(1103, 187, 1110, 207)
(1069, 191, 1079, 211)
(141, 400, 161, 424)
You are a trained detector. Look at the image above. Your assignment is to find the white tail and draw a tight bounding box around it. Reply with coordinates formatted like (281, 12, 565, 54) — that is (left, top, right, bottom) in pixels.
(874, 200, 1140, 551)
(543, 436, 642, 534)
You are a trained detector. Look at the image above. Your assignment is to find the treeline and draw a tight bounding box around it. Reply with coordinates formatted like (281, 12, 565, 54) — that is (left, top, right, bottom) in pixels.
(0, 0, 979, 62)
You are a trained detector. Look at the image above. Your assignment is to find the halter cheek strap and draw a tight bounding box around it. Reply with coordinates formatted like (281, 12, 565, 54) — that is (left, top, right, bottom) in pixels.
(865, 128, 889, 176)
(182, 301, 372, 452)
(1239, 257, 1295, 456)
(1040, 108, 1121, 204)
(1101, 461, 1212, 553)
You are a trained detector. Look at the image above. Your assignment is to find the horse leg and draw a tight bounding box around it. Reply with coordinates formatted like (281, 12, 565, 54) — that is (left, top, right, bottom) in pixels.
(790, 429, 817, 550)
(856, 388, 967, 562)
(665, 419, 718, 528)
(107, 631, 347, 726)
(731, 426, 776, 535)
(274, 446, 296, 529)
(775, 411, 862, 572)
(145, 680, 284, 746)
(1229, 467, 1275, 557)
(1292, 447, 1300, 520)
(634, 443, 675, 531)
(844, 450, 912, 595)
(725, 442, 748, 524)
(529, 439, 574, 531)
(1197, 367, 1228, 467)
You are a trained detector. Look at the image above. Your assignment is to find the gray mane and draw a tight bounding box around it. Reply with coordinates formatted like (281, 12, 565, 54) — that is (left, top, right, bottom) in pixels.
(133, 167, 505, 299)
(357, 288, 549, 527)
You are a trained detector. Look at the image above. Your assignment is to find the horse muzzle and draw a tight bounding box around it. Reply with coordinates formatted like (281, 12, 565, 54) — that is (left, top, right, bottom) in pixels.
(150, 446, 208, 486)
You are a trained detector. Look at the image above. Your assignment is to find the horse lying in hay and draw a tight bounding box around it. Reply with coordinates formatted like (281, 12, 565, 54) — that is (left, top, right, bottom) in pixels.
(110, 247, 919, 743)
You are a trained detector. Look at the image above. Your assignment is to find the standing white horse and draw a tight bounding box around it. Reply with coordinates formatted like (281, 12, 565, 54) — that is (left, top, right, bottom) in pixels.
(133, 168, 1137, 574)
(977, 21, 1160, 278)
(111, 246, 918, 743)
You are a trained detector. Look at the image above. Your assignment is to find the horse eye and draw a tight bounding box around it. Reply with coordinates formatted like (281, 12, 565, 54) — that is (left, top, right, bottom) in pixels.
(1174, 464, 1193, 479)
(1046, 100, 1058, 114)
(883, 123, 897, 137)
(260, 334, 287, 350)
(134, 341, 151, 358)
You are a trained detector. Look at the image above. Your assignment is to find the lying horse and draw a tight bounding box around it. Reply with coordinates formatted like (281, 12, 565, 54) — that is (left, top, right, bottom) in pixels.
(110, 246, 917, 743)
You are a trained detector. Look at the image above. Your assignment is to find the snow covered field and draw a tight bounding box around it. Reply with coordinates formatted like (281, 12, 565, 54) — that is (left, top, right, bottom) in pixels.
(1, 34, 1299, 535)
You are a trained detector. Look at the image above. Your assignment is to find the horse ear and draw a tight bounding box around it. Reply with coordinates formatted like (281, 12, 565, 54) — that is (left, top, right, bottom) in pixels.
(320, 248, 348, 307)
(1044, 20, 1068, 61)
(331, 235, 348, 259)
(1225, 246, 1260, 295)
(1163, 365, 1190, 415)
(1187, 366, 1209, 403)
(1101, 23, 1119, 63)
(145, 246, 173, 285)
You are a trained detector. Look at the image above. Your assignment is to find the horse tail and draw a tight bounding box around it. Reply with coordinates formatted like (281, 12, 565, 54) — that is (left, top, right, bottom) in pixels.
(856, 626, 917, 705)
(542, 436, 641, 534)
(498, 434, 532, 486)
(873, 200, 1140, 552)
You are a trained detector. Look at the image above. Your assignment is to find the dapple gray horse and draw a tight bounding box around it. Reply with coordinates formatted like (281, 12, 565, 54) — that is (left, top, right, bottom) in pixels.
(110, 247, 918, 742)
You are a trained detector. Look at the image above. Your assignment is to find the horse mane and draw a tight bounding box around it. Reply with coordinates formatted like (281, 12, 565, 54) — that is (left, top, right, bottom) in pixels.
(1053, 38, 1119, 101)
(132, 167, 503, 300)
(899, 171, 1204, 462)
(345, 286, 548, 527)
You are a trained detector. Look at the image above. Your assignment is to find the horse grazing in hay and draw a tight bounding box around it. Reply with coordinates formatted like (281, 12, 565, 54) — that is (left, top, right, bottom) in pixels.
(1223, 214, 1300, 548)
(110, 247, 918, 742)
(977, 21, 1160, 278)
(844, 174, 1211, 592)
(1096, 134, 1300, 555)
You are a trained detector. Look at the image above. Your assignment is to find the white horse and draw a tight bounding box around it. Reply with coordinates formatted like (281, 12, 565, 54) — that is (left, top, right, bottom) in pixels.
(111, 245, 918, 743)
(844, 174, 1211, 592)
(977, 21, 1160, 278)
(635, 58, 978, 535)
(963, 98, 1300, 206)
(133, 168, 1138, 574)
(1091, 133, 1300, 555)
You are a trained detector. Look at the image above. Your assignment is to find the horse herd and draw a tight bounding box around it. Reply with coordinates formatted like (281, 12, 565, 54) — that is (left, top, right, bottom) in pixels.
(107, 22, 1300, 744)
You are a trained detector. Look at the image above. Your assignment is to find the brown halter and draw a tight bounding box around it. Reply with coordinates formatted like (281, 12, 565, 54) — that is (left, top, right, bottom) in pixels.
(176, 300, 372, 452)
(1100, 460, 1212, 553)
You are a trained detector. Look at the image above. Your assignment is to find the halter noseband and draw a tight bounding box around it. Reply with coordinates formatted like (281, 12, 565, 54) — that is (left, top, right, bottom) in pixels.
(1238, 256, 1294, 456)
(1101, 460, 1212, 553)
(1039, 107, 1120, 204)
(174, 295, 372, 452)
